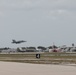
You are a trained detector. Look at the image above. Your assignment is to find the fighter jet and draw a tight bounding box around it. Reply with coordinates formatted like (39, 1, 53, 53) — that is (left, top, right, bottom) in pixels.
(12, 39, 26, 44)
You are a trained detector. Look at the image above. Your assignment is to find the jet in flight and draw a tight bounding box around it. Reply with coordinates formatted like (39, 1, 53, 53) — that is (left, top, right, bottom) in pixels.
(12, 39, 27, 44)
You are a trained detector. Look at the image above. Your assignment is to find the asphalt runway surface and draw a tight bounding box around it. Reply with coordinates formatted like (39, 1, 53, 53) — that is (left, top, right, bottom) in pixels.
(0, 62, 76, 75)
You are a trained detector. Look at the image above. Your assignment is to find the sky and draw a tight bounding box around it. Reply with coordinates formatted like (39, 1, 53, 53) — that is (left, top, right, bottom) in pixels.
(0, 0, 76, 48)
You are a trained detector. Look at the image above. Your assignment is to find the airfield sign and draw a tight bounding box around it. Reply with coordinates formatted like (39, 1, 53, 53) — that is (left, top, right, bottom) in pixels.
(36, 54, 40, 59)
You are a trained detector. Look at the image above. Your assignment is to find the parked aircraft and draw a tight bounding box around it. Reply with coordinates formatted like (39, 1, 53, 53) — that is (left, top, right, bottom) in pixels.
(12, 39, 26, 44)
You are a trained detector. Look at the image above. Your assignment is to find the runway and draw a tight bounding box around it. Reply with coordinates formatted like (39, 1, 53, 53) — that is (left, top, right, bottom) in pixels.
(0, 62, 76, 75)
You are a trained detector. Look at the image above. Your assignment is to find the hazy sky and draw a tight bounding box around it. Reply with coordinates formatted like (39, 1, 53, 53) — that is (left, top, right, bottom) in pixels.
(0, 0, 76, 48)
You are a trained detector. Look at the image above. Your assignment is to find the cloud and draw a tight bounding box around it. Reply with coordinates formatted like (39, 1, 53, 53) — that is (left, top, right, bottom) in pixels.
(0, 11, 4, 16)
(0, 0, 76, 18)
(46, 9, 76, 20)
(49, 9, 72, 16)
(0, 0, 40, 10)
(0, 0, 76, 11)
(0, 0, 76, 47)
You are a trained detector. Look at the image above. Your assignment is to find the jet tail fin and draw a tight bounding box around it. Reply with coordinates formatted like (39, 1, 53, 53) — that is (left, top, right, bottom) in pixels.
(12, 39, 16, 42)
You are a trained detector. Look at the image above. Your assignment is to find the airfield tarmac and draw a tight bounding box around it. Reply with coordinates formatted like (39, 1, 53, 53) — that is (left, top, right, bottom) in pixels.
(0, 62, 76, 75)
